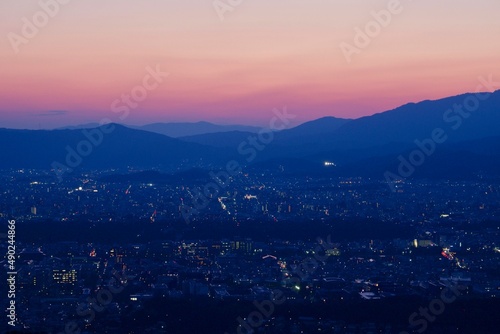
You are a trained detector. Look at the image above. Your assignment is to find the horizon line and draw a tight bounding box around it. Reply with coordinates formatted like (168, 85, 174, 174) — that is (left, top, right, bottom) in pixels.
(1, 88, 497, 131)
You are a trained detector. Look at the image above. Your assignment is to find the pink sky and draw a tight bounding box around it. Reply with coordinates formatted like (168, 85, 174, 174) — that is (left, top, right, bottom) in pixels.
(1, 0, 499, 129)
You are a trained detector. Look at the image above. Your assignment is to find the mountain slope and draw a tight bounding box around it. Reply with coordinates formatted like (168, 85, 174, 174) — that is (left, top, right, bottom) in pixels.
(177, 91, 500, 159)
(259, 90, 500, 160)
(133, 121, 260, 138)
(0, 124, 227, 172)
(332, 91, 500, 147)
(180, 131, 255, 148)
(1, 90, 499, 182)
(178, 116, 352, 148)
(250, 135, 500, 180)
(274, 116, 351, 141)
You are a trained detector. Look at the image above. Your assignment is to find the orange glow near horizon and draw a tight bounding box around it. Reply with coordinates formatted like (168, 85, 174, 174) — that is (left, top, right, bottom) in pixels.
(1, 0, 499, 128)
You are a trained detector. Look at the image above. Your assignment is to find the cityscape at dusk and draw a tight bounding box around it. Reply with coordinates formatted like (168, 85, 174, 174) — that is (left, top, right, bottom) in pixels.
(1, 1, 500, 334)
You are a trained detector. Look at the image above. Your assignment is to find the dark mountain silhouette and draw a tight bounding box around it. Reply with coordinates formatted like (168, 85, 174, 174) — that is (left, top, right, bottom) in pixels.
(178, 91, 500, 160)
(257, 90, 500, 160)
(1, 90, 499, 182)
(180, 116, 351, 147)
(274, 116, 351, 140)
(331, 91, 500, 147)
(180, 131, 255, 148)
(0, 124, 229, 173)
(132, 121, 260, 138)
(249, 135, 500, 180)
(58, 123, 102, 130)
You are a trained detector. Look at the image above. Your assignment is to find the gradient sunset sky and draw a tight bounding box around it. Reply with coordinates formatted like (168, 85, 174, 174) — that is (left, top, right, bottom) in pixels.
(1, 0, 499, 129)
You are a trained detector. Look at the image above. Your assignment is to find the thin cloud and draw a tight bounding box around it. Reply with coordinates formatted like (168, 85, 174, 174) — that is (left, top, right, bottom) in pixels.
(34, 110, 70, 117)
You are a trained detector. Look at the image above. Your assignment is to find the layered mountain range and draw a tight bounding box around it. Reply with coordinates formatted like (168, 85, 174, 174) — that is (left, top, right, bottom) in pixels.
(1, 90, 499, 180)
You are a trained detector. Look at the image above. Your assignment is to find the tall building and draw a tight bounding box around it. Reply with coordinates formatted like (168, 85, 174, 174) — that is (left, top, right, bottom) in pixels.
(52, 269, 78, 285)
(231, 239, 253, 254)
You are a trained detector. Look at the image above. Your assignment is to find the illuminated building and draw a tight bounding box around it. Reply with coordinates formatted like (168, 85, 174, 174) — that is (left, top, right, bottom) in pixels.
(52, 269, 78, 285)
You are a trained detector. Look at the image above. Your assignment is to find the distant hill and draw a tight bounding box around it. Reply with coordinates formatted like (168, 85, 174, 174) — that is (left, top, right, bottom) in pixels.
(2, 90, 500, 182)
(258, 90, 500, 160)
(0, 124, 229, 174)
(249, 135, 500, 180)
(180, 131, 255, 148)
(60, 121, 261, 138)
(178, 91, 500, 160)
(179, 116, 352, 147)
(331, 91, 500, 148)
(58, 123, 102, 130)
(275, 116, 352, 140)
(132, 121, 260, 138)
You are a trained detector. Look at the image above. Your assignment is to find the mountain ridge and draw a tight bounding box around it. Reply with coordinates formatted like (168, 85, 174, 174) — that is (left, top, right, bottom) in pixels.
(1, 90, 499, 182)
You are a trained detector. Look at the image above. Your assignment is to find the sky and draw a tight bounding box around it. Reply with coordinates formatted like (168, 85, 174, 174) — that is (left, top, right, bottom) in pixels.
(1, 0, 499, 129)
